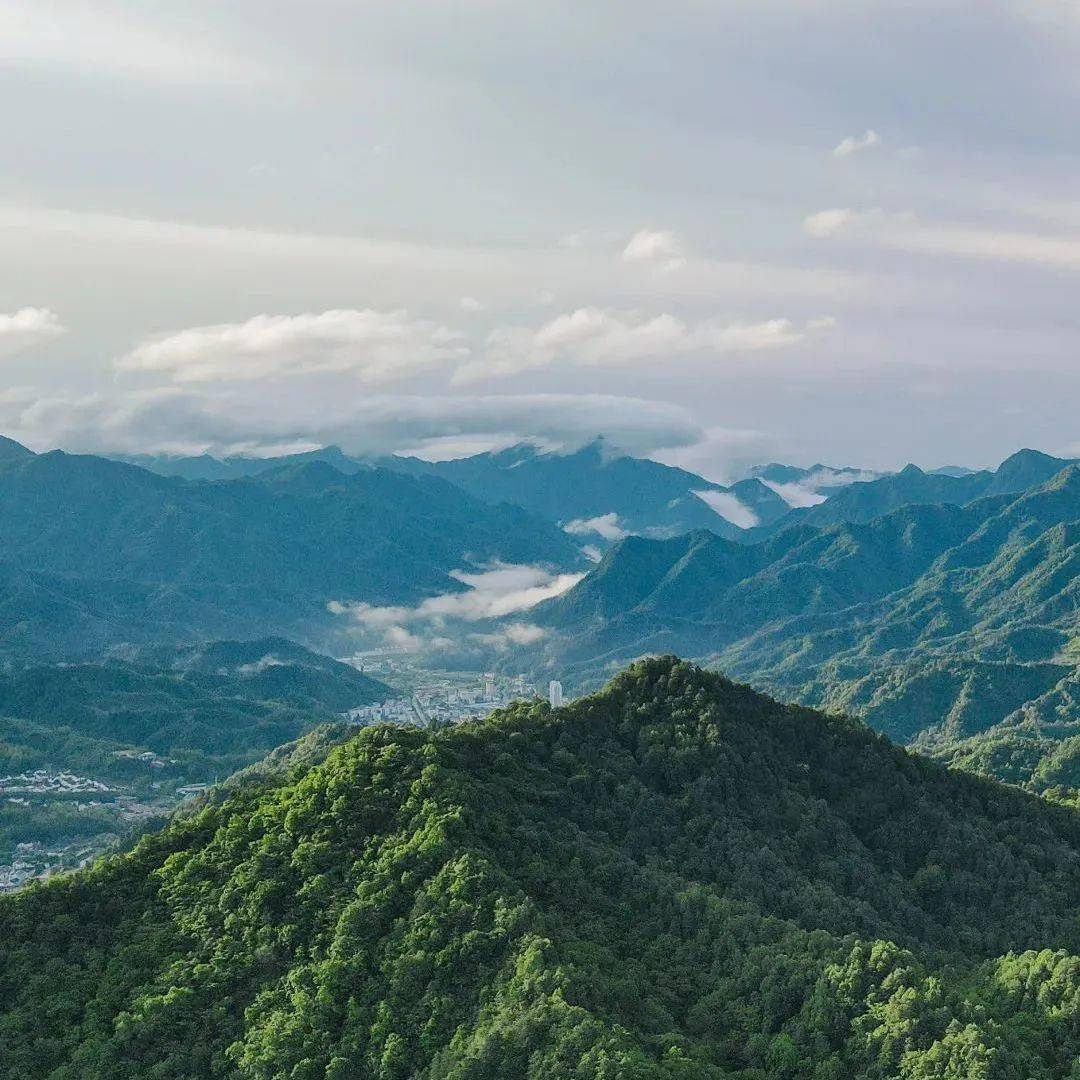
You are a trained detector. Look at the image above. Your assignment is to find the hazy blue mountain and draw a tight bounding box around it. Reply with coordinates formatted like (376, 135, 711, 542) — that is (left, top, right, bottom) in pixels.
(0, 446, 582, 656)
(122, 439, 792, 541)
(748, 449, 1074, 538)
(380, 438, 793, 539)
(4, 658, 1080, 1077)
(120, 445, 372, 481)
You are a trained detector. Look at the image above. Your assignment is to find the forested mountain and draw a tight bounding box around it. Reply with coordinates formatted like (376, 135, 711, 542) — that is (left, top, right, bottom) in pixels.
(748, 449, 1073, 538)
(0, 442, 581, 656)
(0, 640, 391, 863)
(119, 442, 1072, 551)
(524, 466, 1080, 772)
(125, 438, 793, 541)
(2, 658, 1079, 1077)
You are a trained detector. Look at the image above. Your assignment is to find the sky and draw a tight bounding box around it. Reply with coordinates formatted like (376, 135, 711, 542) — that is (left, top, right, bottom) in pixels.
(1, 0, 1079, 479)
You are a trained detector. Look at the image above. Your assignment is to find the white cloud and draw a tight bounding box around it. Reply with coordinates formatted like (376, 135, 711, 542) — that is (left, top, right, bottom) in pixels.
(563, 512, 630, 541)
(832, 130, 882, 158)
(116, 309, 468, 384)
(460, 296, 484, 312)
(806, 208, 1080, 270)
(455, 308, 832, 382)
(803, 208, 876, 239)
(693, 489, 759, 528)
(761, 480, 828, 508)
(0, 2, 264, 86)
(622, 229, 685, 269)
(0, 386, 705, 460)
(761, 467, 881, 508)
(0, 308, 65, 357)
(332, 564, 583, 649)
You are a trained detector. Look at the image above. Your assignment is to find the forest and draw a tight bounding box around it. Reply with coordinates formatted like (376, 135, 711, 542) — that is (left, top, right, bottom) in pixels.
(2, 657, 1079, 1078)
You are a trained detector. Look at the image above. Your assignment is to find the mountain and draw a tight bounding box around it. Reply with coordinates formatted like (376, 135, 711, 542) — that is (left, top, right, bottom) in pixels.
(122, 439, 793, 541)
(382, 439, 794, 539)
(749, 449, 1074, 538)
(0, 447, 582, 656)
(745, 461, 885, 502)
(0, 639, 392, 868)
(2, 658, 1079, 1077)
(524, 467, 1080, 767)
(121, 445, 372, 482)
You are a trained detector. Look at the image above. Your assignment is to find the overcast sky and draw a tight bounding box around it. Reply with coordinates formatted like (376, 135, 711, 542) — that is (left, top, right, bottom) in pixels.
(1, 0, 1079, 477)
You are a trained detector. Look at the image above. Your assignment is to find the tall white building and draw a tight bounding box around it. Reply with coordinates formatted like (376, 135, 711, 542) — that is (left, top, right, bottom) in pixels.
(548, 680, 564, 708)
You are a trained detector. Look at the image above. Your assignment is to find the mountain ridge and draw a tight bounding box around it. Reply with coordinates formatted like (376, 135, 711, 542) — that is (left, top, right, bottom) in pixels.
(2, 657, 1079, 1077)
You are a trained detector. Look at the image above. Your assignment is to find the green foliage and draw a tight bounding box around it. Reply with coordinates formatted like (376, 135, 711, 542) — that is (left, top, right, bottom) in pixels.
(0, 641, 390, 855)
(527, 465, 1080, 790)
(2, 658, 1079, 1077)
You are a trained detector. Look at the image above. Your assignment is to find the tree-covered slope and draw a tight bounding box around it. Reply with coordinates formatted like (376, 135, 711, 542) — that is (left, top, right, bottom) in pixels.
(0, 640, 392, 864)
(0, 447, 581, 656)
(747, 449, 1073, 539)
(523, 468, 1080, 764)
(2, 658, 1080, 1078)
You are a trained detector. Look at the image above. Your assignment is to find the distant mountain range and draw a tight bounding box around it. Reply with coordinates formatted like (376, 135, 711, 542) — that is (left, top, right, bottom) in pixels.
(123, 438, 795, 541)
(520, 458, 1080, 785)
(0, 440, 582, 656)
(119, 440, 1072, 550)
(748, 448, 1072, 537)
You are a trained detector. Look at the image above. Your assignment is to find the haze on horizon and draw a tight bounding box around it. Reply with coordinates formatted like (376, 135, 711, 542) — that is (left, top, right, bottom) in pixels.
(1, 0, 1079, 480)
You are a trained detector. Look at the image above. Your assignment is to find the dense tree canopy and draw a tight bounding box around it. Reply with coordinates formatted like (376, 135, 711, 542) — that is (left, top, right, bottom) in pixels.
(2, 658, 1079, 1077)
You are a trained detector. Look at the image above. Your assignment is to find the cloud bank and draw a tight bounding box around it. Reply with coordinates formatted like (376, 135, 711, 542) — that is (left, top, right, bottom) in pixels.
(455, 308, 832, 383)
(117, 309, 467, 384)
(0, 308, 65, 357)
(330, 563, 582, 651)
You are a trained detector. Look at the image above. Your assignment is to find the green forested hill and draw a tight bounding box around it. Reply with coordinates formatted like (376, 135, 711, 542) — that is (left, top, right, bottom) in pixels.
(0, 640, 391, 862)
(525, 468, 1080, 774)
(2, 658, 1080, 1078)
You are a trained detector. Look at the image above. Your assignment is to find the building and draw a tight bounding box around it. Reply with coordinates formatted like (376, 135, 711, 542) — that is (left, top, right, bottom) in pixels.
(548, 680, 564, 708)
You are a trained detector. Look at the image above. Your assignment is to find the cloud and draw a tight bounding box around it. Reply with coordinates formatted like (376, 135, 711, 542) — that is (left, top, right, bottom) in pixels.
(832, 130, 882, 158)
(805, 208, 1080, 269)
(622, 229, 685, 269)
(331, 564, 583, 650)
(0, 1, 264, 86)
(460, 296, 484, 312)
(563, 512, 630, 541)
(802, 208, 887, 239)
(117, 309, 468, 384)
(692, 489, 759, 528)
(0, 308, 65, 357)
(761, 467, 882, 508)
(0, 385, 706, 461)
(455, 308, 832, 382)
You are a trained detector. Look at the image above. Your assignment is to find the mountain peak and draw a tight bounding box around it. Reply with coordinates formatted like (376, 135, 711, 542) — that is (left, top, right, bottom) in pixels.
(0, 435, 34, 462)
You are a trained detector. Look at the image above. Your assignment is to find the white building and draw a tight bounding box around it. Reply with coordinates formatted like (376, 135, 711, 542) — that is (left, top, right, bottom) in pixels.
(548, 680, 564, 708)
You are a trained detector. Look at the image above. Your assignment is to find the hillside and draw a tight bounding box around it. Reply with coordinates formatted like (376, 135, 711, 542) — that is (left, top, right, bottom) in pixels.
(2, 658, 1079, 1077)
(524, 467, 1080, 765)
(0, 443, 581, 656)
(0, 640, 391, 872)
